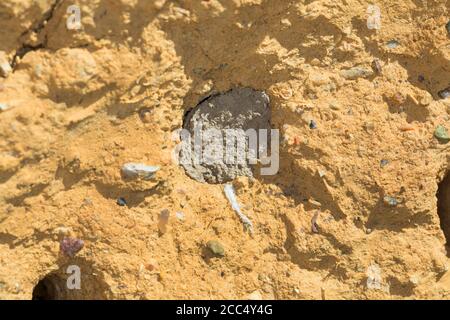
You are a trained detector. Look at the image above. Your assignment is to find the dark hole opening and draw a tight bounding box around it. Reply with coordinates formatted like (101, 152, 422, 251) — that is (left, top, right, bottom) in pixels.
(32, 274, 61, 300)
(437, 172, 450, 253)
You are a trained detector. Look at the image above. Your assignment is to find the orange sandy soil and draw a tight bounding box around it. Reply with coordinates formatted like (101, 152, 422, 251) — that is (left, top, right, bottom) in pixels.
(0, 0, 450, 299)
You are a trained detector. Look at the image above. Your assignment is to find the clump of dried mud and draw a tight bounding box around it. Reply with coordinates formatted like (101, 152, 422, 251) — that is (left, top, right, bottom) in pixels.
(0, 0, 450, 300)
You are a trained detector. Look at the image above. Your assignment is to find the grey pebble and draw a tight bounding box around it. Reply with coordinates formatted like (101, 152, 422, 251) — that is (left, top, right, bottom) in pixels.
(383, 196, 398, 207)
(309, 120, 318, 129)
(117, 197, 127, 206)
(438, 87, 450, 100)
(386, 40, 400, 49)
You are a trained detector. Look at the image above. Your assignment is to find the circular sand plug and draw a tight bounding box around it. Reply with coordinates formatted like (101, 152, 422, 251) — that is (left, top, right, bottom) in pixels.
(180, 88, 271, 184)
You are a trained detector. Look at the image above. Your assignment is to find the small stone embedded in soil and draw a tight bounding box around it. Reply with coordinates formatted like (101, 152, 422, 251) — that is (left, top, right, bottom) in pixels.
(248, 290, 263, 300)
(386, 40, 400, 49)
(117, 197, 127, 206)
(399, 124, 415, 132)
(309, 120, 318, 129)
(340, 66, 374, 80)
(0, 51, 12, 78)
(366, 264, 383, 290)
(390, 92, 406, 106)
(54, 226, 72, 236)
(206, 240, 225, 257)
(311, 211, 320, 233)
(60, 237, 84, 257)
(383, 196, 398, 207)
(138, 107, 152, 123)
(308, 199, 322, 207)
(438, 87, 450, 100)
(366, 4, 381, 30)
(434, 125, 450, 143)
(0, 103, 10, 112)
(175, 211, 185, 221)
(371, 59, 382, 74)
(446, 20, 450, 36)
(380, 159, 389, 168)
(121, 163, 160, 180)
(363, 122, 375, 133)
(158, 209, 170, 234)
(420, 92, 433, 106)
(145, 259, 158, 271)
(82, 198, 93, 207)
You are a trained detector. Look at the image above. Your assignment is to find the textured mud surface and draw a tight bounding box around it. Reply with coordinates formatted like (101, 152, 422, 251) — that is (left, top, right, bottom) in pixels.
(0, 0, 450, 299)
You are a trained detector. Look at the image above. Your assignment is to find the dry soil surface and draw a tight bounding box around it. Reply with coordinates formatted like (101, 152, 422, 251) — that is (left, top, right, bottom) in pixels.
(0, 0, 450, 299)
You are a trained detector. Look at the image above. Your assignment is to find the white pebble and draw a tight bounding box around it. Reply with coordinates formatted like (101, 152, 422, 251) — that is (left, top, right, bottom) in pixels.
(367, 5, 382, 30)
(121, 163, 160, 180)
(0, 51, 12, 78)
(175, 211, 185, 221)
(0, 103, 10, 112)
(248, 290, 263, 300)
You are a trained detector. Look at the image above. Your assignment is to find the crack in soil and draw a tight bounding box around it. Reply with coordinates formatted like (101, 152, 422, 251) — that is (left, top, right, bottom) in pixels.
(11, 0, 64, 68)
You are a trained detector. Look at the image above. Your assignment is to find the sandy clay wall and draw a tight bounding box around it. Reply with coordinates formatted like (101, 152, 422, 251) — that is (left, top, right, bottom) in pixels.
(0, 0, 450, 299)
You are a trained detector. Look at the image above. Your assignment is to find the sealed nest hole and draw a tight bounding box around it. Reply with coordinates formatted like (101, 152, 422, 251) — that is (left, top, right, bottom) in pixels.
(180, 87, 271, 184)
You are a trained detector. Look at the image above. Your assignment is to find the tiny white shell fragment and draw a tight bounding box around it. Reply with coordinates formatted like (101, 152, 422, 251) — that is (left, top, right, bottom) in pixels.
(224, 184, 253, 233)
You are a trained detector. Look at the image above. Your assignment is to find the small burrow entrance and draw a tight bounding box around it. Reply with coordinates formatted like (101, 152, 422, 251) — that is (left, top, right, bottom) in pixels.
(437, 172, 450, 252)
(32, 262, 111, 300)
(180, 87, 272, 184)
(32, 273, 64, 300)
